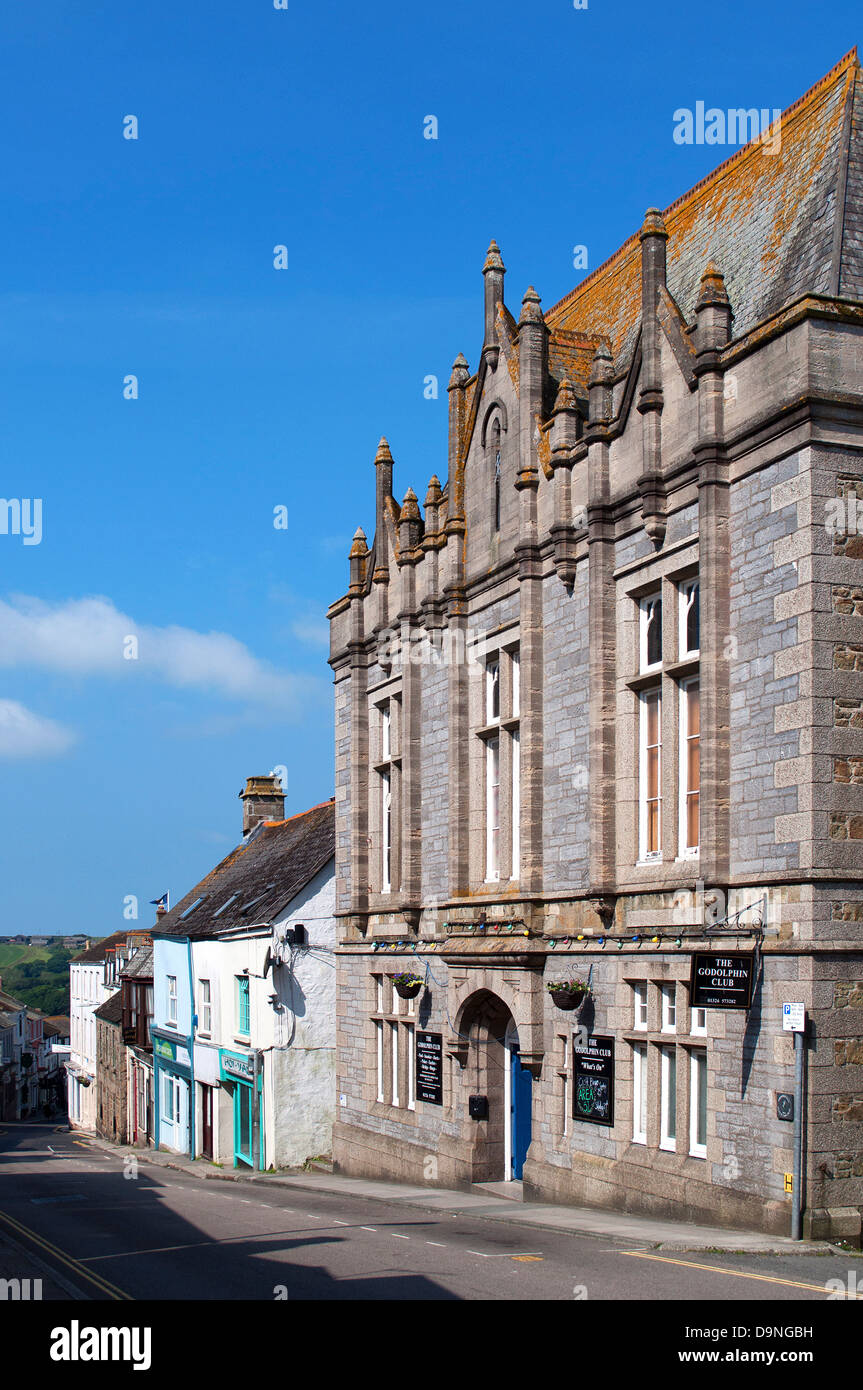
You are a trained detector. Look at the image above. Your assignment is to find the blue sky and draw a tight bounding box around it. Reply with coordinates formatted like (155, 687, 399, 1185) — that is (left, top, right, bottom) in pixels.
(0, 1, 857, 935)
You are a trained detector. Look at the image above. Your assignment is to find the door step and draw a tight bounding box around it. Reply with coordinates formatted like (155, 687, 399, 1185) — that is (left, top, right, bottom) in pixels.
(471, 1180, 524, 1201)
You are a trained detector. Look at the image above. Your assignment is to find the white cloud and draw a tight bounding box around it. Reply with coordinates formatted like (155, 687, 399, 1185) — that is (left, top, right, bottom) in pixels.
(0, 700, 74, 759)
(0, 595, 322, 713)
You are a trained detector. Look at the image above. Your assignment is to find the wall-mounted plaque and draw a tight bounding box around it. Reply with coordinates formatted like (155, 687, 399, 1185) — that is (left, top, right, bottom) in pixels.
(573, 1034, 614, 1126)
(416, 1031, 443, 1105)
(690, 952, 756, 1010)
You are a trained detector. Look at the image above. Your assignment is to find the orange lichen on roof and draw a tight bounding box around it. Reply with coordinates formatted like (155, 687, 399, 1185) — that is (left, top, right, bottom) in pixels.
(545, 48, 860, 367)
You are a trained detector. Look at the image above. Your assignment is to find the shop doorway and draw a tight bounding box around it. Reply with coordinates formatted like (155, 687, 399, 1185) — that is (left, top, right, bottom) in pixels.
(200, 1084, 214, 1161)
(233, 1080, 253, 1168)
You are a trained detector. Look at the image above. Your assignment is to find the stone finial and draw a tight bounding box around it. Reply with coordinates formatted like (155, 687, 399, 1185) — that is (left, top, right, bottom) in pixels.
(349, 526, 368, 558)
(448, 353, 470, 389)
(696, 261, 730, 308)
(552, 377, 578, 414)
(483, 239, 505, 273)
(588, 342, 614, 387)
(639, 207, 668, 241)
(399, 487, 421, 522)
(518, 285, 544, 327)
(375, 436, 393, 465)
(424, 475, 443, 508)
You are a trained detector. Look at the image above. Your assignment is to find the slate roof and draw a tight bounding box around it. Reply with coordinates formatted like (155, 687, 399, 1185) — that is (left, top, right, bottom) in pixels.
(43, 1017, 70, 1038)
(71, 929, 131, 965)
(154, 799, 335, 941)
(546, 48, 863, 379)
(93, 992, 123, 1026)
(122, 943, 153, 980)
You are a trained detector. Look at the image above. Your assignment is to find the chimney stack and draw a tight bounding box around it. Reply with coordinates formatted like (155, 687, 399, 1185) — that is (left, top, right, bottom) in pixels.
(239, 775, 286, 837)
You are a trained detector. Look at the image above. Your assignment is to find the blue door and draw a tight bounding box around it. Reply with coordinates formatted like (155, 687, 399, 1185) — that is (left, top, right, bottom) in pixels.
(510, 1050, 533, 1179)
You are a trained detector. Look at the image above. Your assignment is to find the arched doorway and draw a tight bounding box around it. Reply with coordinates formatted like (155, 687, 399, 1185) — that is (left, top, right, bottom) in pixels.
(459, 990, 533, 1183)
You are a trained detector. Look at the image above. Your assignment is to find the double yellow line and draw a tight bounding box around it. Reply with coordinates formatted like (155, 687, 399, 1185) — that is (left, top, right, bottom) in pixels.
(0, 1210, 133, 1301)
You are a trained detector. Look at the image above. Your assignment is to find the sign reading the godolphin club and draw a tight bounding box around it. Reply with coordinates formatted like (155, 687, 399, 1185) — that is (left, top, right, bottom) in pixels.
(415, 1032, 443, 1105)
(690, 952, 756, 1010)
(572, 1035, 615, 1126)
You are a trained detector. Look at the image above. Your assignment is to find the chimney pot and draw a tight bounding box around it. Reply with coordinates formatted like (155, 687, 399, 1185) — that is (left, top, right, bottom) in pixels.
(239, 775, 286, 837)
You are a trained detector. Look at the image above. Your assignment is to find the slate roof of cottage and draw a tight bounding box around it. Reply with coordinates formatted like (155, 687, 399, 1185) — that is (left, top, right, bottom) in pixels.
(545, 47, 863, 384)
(93, 992, 123, 1026)
(43, 1016, 70, 1038)
(122, 943, 153, 980)
(71, 929, 131, 965)
(154, 799, 335, 941)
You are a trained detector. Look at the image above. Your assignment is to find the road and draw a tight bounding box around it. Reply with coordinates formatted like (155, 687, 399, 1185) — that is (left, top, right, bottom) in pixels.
(0, 1122, 860, 1301)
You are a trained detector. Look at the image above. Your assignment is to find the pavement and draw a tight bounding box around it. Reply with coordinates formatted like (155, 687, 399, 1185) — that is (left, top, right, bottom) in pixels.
(80, 1130, 840, 1256)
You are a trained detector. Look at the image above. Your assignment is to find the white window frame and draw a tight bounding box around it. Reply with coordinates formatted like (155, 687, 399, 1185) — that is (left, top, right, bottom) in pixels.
(660, 984, 677, 1034)
(639, 592, 663, 673)
(633, 982, 648, 1031)
(690, 1006, 707, 1037)
(486, 658, 500, 724)
(375, 1020, 384, 1103)
(406, 1022, 416, 1111)
(678, 677, 700, 858)
(381, 770, 392, 894)
(632, 1043, 647, 1144)
(511, 649, 520, 719)
(381, 700, 391, 760)
(486, 735, 500, 882)
(679, 578, 700, 659)
(689, 1048, 708, 1158)
(166, 976, 178, 1027)
(198, 979, 212, 1037)
(638, 687, 662, 862)
(390, 1021, 399, 1107)
(659, 1046, 677, 1152)
(511, 727, 520, 880)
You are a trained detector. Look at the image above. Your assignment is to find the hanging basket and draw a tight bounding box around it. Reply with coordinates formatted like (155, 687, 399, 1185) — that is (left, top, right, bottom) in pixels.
(393, 976, 423, 1000)
(548, 986, 590, 1013)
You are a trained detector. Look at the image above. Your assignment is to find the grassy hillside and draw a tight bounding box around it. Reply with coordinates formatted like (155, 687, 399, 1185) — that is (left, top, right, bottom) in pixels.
(0, 943, 77, 1015)
(0, 944, 54, 968)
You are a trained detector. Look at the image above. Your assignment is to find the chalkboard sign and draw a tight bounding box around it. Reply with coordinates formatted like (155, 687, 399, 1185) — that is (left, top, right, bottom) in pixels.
(573, 1034, 614, 1126)
(690, 952, 755, 1010)
(416, 1031, 443, 1105)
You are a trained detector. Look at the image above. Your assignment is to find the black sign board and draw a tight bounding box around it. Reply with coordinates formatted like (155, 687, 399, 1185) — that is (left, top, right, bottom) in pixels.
(416, 1031, 443, 1105)
(573, 1034, 614, 1126)
(690, 952, 756, 1010)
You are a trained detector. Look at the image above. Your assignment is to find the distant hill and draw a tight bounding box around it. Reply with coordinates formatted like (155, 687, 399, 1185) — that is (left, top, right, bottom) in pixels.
(0, 943, 78, 1015)
(0, 943, 55, 969)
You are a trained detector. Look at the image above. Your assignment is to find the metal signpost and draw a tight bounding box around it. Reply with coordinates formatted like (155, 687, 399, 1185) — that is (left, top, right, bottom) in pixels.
(783, 1003, 806, 1239)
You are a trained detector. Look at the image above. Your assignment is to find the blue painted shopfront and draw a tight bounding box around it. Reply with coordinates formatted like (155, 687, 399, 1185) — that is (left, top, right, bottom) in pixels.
(219, 1049, 263, 1170)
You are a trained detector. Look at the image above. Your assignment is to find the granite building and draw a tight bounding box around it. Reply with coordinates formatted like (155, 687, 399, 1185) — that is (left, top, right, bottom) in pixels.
(327, 50, 863, 1239)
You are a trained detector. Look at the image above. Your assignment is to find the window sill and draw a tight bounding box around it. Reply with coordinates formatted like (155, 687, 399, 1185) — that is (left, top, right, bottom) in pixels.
(626, 671, 664, 693)
(666, 656, 700, 680)
(635, 857, 663, 869)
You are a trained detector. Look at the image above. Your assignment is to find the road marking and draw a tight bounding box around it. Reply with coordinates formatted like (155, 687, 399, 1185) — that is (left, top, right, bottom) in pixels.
(360, 1226, 377, 1233)
(426, 1241, 446, 1247)
(511, 1254, 543, 1262)
(332, 1220, 349, 1226)
(0, 1210, 133, 1301)
(619, 1250, 862, 1297)
(467, 1249, 544, 1259)
(392, 1233, 410, 1240)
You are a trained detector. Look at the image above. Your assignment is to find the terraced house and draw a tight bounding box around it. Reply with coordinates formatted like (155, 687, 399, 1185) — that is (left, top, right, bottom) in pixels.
(328, 50, 863, 1239)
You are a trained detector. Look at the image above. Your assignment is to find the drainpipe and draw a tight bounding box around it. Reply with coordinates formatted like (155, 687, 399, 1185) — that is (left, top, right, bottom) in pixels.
(252, 1048, 262, 1172)
(186, 937, 196, 1161)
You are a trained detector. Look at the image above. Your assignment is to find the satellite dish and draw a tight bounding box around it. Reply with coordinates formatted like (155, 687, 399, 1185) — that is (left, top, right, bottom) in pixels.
(262, 948, 273, 977)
